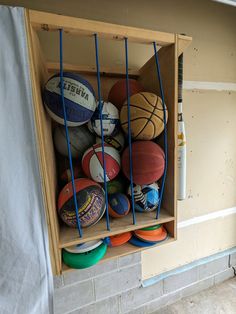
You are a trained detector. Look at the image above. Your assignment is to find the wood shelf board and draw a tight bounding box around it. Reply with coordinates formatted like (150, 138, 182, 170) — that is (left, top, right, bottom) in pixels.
(62, 237, 175, 273)
(29, 10, 175, 46)
(59, 209, 175, 248)
(177, 34, 192, 56)
(46, 62, 140, 78)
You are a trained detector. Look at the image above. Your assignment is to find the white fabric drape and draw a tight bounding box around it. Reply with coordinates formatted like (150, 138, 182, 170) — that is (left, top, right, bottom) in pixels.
(0, 6, 53, 314)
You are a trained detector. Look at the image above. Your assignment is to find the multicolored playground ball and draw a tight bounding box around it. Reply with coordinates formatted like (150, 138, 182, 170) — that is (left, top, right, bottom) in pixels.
(108, 193, 130, 218)
(127, 182, 159, 212)
(58, 178, 105, 228)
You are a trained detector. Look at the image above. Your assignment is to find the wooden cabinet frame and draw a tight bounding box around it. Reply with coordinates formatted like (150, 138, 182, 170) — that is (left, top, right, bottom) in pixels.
(25, 9, 192, 275)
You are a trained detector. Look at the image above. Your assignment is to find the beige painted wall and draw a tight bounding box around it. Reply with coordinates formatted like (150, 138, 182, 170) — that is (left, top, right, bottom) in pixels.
(2, 0, 236, 278)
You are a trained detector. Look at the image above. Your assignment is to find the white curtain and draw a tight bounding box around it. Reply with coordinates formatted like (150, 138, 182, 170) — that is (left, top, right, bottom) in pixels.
(0, 6, 53, 314)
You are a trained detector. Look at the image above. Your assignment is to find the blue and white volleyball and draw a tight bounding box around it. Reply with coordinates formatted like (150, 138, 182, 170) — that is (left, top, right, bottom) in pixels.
(89, 101, 119, 136)
(96, 131, 125, 153)
(43, 72, 96, 126)
(128, 183, 159, 212)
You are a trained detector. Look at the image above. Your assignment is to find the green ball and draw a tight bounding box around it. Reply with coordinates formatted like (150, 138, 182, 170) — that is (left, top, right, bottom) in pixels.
(107, 178, 124, 194)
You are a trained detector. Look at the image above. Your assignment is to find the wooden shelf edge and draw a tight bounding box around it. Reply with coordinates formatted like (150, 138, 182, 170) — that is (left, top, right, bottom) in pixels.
(28, 10, 175, 46)
(62, 237, 175, 274)
(177, 34, 192, 56)
(59, 209, 175, 248)
(46, 62, 140, 77)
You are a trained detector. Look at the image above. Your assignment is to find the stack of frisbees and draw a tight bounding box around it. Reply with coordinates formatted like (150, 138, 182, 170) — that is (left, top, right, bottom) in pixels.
(129, 224, 168, 247)
(108, 224, 168, 248)
(63, 239, 107, 269)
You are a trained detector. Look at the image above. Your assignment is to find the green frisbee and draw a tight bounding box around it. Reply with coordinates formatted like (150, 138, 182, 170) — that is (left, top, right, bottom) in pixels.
(63, 243, 107, 269)
(141, 224, 162, 231)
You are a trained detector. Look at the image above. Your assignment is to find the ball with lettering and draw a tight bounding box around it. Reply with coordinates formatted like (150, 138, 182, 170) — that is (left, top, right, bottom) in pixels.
(43, 72, 96, 126)
(58, 178, 106, 228)
(88, 101, 119, 136)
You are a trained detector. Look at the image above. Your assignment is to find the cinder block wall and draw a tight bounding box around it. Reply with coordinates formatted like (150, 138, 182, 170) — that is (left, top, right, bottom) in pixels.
(54, 251, 236, 313)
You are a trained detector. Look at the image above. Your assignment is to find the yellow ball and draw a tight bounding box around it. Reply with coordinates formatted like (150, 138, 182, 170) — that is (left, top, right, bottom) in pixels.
(120, 92, 168, 140)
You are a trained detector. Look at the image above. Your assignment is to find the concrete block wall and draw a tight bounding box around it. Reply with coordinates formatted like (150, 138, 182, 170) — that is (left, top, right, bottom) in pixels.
(54, 251, 236, 314)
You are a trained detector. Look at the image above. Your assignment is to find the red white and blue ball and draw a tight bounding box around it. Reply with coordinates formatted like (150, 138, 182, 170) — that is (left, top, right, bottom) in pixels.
(43, 72, 96, 126)
(88, 101, 119, 136)
(82, 143, 120, 183)
(128, 183, 159, 212)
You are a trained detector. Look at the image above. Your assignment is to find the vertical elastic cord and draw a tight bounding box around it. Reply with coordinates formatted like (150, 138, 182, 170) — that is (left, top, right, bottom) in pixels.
(59, 29, 82, 237)
(125, 38, 136, 225)
(153, 42, 168, 219)
(94, 34, 110, 231)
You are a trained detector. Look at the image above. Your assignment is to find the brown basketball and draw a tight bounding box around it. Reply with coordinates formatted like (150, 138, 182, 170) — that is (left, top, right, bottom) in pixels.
(121, 141, 165, 185)
(120, 92, 168, 140)
(108, 79, 143, 111)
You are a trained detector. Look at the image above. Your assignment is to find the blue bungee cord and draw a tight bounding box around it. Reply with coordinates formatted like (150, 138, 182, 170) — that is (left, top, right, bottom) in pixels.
(125, 38, 136, 225)
(94, 34, 110, 231)
(59, 29, 82, 237)
(153, 42, 168, 219)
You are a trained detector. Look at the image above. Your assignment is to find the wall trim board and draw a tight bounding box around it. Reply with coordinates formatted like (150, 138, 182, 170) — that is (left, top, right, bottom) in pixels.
(183, 80, 236, 92)
(142, 246, 236, 287)
(178, 206, 236, 229)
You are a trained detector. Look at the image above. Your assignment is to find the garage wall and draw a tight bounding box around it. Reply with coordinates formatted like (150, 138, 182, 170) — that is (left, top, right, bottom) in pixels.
(2, 0, 236, 279)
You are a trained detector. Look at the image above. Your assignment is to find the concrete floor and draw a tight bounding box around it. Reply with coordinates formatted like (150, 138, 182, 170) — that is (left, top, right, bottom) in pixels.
(153, 278, 236, 314)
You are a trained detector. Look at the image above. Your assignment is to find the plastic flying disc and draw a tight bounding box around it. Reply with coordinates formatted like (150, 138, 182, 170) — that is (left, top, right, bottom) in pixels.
(62, 243, 107, 269)
(109, 232, 132, 247)
(129, 235, 157, 247)
(134, 227, 168, 243)
(141, 224, 162, 231)
(134, 227, 164, 237)
(64, 239, 103, 253)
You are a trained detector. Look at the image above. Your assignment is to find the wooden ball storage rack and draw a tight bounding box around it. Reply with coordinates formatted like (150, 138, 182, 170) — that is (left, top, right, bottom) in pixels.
(25, 9, 192, 275)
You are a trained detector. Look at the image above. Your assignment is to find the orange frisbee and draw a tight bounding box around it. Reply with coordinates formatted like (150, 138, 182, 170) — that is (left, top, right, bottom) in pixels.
(110, 232, 132, 247)
(134, 226, 164, 237)
(134, 227, 167, 243)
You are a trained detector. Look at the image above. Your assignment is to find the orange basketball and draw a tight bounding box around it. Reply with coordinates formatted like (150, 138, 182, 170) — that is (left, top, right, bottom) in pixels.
(108, 79, 143, 111)
(122, 141, 165, 185)
(120, 92, 168, 140)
